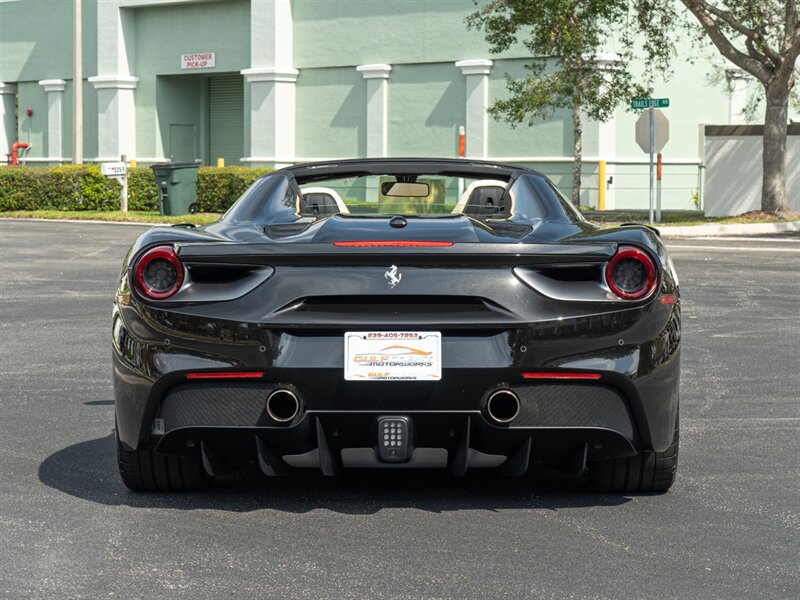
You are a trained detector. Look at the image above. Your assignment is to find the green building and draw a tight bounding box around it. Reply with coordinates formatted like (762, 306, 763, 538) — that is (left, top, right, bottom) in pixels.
(1, 0, 795, 209)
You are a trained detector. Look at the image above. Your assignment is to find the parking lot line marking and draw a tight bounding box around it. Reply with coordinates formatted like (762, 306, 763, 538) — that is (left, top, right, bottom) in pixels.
(676, 236, 800, 243)
(667, 245, 800, 253)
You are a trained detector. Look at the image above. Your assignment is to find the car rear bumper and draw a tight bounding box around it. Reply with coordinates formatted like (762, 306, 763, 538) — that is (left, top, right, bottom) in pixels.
(113, 300, 680, 464)
(114, 359, 678, 475)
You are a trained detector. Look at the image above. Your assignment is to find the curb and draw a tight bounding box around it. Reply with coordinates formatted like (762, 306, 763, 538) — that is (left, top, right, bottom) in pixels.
(0, 217, 173, 227)
(2, 217, 798, 237)
(657, 221, 800, 237)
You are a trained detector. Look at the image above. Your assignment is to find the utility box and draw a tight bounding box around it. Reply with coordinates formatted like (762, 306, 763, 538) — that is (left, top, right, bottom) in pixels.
(150, 162, 200, 215)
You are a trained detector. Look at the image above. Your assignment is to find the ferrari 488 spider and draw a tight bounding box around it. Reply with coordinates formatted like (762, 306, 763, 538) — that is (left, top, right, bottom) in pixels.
(113, 159, 680, 492)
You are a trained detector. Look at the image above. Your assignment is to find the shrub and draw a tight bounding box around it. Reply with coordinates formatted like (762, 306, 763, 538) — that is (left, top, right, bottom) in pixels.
(127, 168, 159, 211)
(196, 166, 274, 213)
(0, 168, 39, 210)
(0, 165, 273, 213)
(0, 165, 117, 211)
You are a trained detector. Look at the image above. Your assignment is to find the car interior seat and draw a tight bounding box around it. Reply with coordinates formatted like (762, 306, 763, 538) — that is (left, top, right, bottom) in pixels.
(451, 179, 509, 218)
(298, 187, 350, 216)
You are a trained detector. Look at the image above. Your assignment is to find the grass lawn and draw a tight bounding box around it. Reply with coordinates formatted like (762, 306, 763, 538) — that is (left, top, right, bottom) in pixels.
(1, 208, 797, 228)
(585, 209, 800, 227)
(0, 210, 221, 226)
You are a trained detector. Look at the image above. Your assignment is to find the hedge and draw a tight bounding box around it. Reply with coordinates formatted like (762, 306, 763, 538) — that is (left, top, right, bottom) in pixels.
(196, 166, 274, 212)
(127, 168, 160, 211)
(0, 165, 274, 213)
(0, 166, 158, 212)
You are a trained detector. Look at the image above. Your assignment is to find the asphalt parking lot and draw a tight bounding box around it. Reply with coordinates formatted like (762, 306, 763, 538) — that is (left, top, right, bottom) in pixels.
(0, 220, 798, 599)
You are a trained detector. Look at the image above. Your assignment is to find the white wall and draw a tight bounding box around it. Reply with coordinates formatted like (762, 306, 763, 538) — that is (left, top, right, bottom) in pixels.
(704, 126, 800, 216)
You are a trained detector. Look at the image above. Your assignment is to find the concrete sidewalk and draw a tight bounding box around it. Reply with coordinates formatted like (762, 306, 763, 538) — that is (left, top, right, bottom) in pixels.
(657, 221, 800, 237)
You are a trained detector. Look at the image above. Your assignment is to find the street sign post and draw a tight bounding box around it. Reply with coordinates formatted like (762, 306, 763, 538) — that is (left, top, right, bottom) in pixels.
(633, 100, 670, 223)
(657, 152, 663, 222)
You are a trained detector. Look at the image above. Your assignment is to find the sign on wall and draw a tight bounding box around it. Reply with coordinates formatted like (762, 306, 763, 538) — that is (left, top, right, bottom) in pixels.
(181, 53, 215, 70)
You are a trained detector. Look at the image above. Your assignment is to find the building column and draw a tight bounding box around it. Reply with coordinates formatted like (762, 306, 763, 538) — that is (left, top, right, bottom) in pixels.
(356, 64, 392, 158)
(726, 67, 749, 124)
(88, 76, 138, 161)
(38, 80, 67, 162)
(241, 68, 299, 167)
(455, 59, 493, 158)
(582, 112, 619, 210)
(242, 0, 297, 167)
(590, 53, 621, 209)
(0, 82, 16, 162)
(91, 2, 136, 162)
(594, 117, 617, 210)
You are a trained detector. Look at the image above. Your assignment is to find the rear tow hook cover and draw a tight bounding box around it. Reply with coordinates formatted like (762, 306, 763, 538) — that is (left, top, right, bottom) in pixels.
(376, 416, 414, 463)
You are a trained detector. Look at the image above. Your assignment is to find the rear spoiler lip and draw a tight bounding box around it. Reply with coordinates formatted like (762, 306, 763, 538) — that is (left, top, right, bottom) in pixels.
(175, 241, 617, 266)
(620, 222, 661, 237)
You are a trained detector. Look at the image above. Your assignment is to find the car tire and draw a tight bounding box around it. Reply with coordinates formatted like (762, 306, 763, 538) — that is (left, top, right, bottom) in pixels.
(589, 408, 679, 493)
(116, 436, 211, 492)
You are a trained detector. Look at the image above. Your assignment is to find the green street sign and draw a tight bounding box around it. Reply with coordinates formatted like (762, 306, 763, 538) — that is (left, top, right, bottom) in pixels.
(631, 98, 670, 109)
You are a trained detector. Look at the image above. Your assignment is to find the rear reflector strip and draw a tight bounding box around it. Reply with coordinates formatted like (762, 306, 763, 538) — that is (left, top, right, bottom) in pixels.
(659, 294, 679, 304)
(185, 372, 265, 380)
(332, 240, 454, 248)
(521, 371, 602, 380)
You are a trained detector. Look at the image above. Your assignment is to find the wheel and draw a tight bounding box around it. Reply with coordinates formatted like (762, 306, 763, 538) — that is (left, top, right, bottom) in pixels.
(116, 435, 211, 492)
(188, 202, 199, 214)
(590, 408, 679, 493)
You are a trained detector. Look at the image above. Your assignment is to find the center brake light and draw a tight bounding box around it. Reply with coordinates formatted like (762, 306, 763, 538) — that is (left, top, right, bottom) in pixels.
(332, 240, 454, 247)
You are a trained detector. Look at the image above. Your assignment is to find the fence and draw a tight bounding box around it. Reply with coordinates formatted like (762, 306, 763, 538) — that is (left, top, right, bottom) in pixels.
(490, 157, 703, 211)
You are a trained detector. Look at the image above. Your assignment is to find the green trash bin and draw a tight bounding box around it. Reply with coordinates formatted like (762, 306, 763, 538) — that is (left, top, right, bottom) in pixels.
(150, 162, 200, 215)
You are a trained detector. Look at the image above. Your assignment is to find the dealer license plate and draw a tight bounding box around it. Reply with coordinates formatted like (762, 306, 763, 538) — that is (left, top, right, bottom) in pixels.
(344, 331, 442, 381)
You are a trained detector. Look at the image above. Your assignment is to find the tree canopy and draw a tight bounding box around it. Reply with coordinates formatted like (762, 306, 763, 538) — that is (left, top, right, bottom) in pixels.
(468, 0, 652, 123)
(468, 1, 657, 205)
(471, 0, 799, 212)
(634, 0, 799, 211)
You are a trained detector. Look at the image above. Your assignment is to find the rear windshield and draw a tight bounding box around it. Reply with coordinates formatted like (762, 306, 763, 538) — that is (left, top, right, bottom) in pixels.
(297, 174, 506, 218)
(222, 171, 583, 225)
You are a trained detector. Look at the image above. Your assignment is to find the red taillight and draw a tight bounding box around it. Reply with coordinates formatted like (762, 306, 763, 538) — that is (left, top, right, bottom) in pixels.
(185, 371, 265, 380)
(605, 246, 657, 301)
(134, 246, 184, 300)
(521, 371, 602, 380)
(332, 240, 454, 247)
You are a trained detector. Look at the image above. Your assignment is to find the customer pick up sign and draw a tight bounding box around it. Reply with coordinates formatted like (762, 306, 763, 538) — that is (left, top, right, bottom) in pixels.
(181, 53, 215, 70)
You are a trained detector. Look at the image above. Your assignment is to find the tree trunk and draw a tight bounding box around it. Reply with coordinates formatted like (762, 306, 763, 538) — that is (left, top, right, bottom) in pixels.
(572, 103, 582, 207)
(761, 83, 790, 213)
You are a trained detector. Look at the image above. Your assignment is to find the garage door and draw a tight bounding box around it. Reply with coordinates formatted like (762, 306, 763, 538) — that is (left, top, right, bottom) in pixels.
(208, 75, 244, 166)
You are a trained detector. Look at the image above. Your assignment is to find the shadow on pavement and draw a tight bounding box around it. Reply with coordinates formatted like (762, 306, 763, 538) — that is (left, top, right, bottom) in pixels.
(38, 433, 632, 514)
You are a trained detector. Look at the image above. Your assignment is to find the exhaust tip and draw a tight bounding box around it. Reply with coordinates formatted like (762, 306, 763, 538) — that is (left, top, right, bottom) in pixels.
(486, 389, 520, 424)
(266, 389, 300, 423)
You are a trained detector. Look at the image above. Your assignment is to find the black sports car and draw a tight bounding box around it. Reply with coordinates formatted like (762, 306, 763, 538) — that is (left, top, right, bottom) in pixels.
(112, 158, 680, 493)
